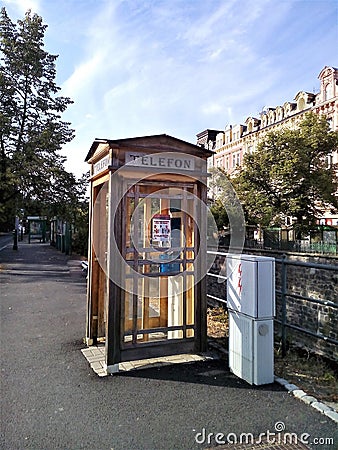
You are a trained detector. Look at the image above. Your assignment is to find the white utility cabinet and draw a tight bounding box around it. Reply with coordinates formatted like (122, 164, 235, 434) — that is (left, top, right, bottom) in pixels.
(229, 311, 274, 385)
(227, 254, 275, 385)
(227, 254, 275, 319)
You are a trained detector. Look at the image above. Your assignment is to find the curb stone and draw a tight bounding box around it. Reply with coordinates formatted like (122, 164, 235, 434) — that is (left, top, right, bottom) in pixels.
(273, 376, 338, 424)
(311, 401, 335, 414)
(301, 395, 318, 405)
(208, 344, 338, 424)
(284, 383, 299, 392)
(324, 410, 338, 423)
(273, 376, 288, 386)
(292, 389, 307, 399)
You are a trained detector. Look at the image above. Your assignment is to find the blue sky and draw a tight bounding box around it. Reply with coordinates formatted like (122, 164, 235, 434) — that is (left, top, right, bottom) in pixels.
(3, 0, 338, 177)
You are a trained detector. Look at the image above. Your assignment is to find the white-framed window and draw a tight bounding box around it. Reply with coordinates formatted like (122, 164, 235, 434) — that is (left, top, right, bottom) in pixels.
(324, 83, 332, 101)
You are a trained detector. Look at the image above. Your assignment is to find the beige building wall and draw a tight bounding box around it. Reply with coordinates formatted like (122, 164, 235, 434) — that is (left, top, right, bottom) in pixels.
(198, 66, 338, 224)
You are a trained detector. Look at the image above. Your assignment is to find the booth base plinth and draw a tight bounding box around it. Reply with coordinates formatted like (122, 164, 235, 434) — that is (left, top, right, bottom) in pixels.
(81, 346, 214, 377)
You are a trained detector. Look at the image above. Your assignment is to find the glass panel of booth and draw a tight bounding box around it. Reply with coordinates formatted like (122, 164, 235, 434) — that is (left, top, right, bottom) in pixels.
(91, 181, 109, 338)
(121, 181, 197, 346)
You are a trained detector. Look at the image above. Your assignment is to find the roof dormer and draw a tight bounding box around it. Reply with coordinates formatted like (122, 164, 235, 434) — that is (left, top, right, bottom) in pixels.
(283, 101, 297, 117)
(317, 66, 338, 102)
(294, 91, 315, 111)
(245, 117, 260, 133)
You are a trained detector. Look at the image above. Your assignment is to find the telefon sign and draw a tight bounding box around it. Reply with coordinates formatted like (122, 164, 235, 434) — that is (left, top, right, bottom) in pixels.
(93, 155, 110, 175)
(125, 152, 195, 171)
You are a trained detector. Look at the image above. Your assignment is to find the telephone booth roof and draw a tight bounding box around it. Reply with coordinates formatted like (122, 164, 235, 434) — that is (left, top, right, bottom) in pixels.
(84, 134, 214, 162)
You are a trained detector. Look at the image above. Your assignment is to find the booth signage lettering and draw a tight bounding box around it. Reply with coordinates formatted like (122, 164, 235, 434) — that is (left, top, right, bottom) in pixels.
(93, 155, 110, 175)
(126, 152, 195, 171)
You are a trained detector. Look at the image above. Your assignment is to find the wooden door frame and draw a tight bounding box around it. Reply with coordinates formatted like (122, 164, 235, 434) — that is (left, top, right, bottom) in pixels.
(105, 179, 206, 365)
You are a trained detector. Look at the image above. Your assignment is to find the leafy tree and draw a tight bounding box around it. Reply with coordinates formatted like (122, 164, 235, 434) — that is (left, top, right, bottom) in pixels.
(209, 198, 229, 230)
(0, 7, 74, 229)
(208, 166, 249, 228)
(70, 172, 90, 256)
(232, 112, 338, 234)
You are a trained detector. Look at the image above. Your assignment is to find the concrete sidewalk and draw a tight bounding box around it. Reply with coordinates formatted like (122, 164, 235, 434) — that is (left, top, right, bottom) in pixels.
(0, 242, 337, 450)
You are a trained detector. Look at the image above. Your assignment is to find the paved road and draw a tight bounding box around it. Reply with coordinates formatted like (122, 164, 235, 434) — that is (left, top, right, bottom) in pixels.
(0, 242, 337, 450)
(0, 233, 13, 252)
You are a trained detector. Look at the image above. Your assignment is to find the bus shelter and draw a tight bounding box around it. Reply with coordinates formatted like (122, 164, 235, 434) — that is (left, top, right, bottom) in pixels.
(27, 216, 47, 243)
(84, 134, 213, 373)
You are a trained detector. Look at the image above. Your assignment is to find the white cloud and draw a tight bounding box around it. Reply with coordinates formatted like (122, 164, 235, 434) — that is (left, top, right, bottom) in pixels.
(53, 0, 338, 177)
(3, 0, 336, 178)
(104, 78, 142, 102)
(3, 0, 41, 14)
(201, 102, 224, 115)
(180, 1, 238, 46)
(61, 51, 106, 98)
(61, 0, 277, 147)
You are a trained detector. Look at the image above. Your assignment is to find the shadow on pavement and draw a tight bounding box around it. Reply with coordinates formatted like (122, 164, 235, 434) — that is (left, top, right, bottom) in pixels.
(112, 358, 284, 391)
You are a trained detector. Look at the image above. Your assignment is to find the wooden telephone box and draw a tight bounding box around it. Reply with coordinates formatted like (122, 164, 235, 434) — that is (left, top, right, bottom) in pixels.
(85, 134, 212, 373)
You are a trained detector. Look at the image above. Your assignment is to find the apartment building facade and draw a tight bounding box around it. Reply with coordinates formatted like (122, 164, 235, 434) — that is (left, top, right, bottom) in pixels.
(197, 66, 338, 225)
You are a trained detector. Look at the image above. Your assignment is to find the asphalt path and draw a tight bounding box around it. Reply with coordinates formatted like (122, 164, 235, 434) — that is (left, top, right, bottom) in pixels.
(0, 242, 337, 450)
(0, 233, 13, 252)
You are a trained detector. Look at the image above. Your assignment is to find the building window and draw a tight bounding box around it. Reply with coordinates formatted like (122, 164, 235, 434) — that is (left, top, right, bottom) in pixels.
(324, 83, 332, 101)
(268, 112, 275, 124)
(276, 109, 282, 121)
(216, 136, 224, 149)
(226, 156, 229, 169)
(298, 98, 305, 111)
(232, 153, 236, 167)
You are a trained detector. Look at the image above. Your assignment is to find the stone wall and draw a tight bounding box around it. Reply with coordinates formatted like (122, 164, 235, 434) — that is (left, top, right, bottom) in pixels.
(207, 248, 338, 361)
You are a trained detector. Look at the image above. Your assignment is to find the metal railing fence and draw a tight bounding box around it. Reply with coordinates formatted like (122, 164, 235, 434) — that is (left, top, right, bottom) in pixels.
(206, 251, 338, 357)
